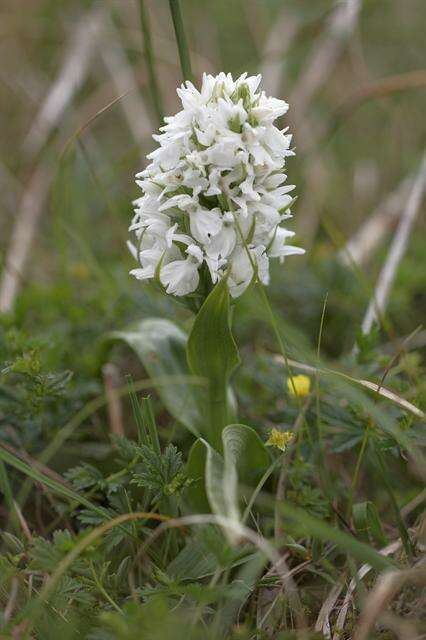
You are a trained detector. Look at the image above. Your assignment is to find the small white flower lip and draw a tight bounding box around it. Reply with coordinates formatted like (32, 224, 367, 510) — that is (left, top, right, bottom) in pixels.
(186, 244, 203, 263)
(128, 72, 304, 298)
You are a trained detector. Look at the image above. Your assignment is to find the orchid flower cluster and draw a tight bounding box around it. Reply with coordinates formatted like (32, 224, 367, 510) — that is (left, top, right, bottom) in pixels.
(128, 72, 304, 298)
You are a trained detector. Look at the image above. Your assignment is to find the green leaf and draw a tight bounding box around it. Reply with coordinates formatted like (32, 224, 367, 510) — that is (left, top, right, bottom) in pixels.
(218, 551, 267, 633)
(109, 318, 204, 437)
(263, 495, 395, 572)
(186, 436, 229, 522)
(131, 443, 189, 504)
(353, 501, 387, 547)
(166, 538, 219, 582)
(0, 446, 111, 523)
(187, 278, 240, 449)
(186, 439, 209, 512)
(186, 424, 270, 541)
(205, 438, 229, 519)
(222, 424, 270, 524)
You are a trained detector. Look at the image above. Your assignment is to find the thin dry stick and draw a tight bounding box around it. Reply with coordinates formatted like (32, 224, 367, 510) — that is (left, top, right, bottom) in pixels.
(338, 177, 412, 267)
(3, 577, 19, 623)
(361, 152, 426, 335)
(353, 565, 426, 640)
(12, 501, 33, 543)
(102, 363, 125, 437)
(315, 578, 346, 639)
(273, 354, 425, 420)
(333, 69, 426, 124)
(291, 0, 362, 118)
(0, 165, 51, 314)
(23, 6, 105, 157)
(1, 8, 106, 313)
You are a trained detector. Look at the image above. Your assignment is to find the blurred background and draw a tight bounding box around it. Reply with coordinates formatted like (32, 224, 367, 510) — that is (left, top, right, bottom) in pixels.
(0, 0, 425, 455)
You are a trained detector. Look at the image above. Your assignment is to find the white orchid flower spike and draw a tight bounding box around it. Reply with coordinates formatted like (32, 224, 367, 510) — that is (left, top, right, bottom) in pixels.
(128, 72, 304, 299)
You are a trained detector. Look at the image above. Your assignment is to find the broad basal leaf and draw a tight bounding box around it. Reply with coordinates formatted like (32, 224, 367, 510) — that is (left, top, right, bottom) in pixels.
(109, 318, 204, 436)
(222, 424, 270, 524)
(186, 424, 270, 542)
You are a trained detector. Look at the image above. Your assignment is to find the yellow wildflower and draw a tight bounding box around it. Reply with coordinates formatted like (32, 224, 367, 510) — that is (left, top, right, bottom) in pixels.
(266, 428, 294, 452)
(287, 374, 311, 398)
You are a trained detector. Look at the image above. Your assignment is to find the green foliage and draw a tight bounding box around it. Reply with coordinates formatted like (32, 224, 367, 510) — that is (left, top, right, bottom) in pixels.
(187, 424, 270, 537)
(29, 530, 85, 572)
(352, 501, 387, 547)
(65, 463, 107, 491)
(131, 443, 192, 503)
(0, 326, 74, 450)
(187, 278, 240, 449)
(110, 318, 203, 436)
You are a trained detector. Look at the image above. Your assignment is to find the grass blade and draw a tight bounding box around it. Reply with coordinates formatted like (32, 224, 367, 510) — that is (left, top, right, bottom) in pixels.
(0, 446, 111, 522)
(168, 0, 193, 82)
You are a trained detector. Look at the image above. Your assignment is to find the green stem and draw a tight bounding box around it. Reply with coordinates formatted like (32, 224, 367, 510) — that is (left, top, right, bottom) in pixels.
(316, 293, 331, 496)
(373, 441, 414, 561)
(257, 283, 312, 447)
(139, 0, 164, 125)
(168, 0, 193, 82)
(208, 381, 229, 452)
(346, 424, 370, 519)
(90, 562, 123, 614)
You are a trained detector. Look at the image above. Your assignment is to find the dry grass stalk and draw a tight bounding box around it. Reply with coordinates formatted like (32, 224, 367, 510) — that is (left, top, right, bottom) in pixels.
(361, 152, 426, 335)
(23, 6, 106, 157)
(273, 354, 425, 420)
(3, 577, 19, 623)
(315, 579, 346, 638)
(336, 69, 426, 120)
(353, 564, 426, 640)
(12, 500, 32, 543)
(332, 539, 402, 639)
(0, 165, 51, 314)
(290, 0, 362, 245)
(1, 7, 107, 313)
(339, 177, 412, 267)
(260, 11, 299, 97)
(291, 0, 362, 118)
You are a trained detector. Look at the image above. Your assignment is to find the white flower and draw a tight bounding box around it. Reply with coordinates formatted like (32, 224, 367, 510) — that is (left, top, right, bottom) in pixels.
(189, 206, 223, 244)
(160, 244, 203, 296)
(128, 72, 304, 298)
(228, 245, 270, 298)
(268, 227, 305, 261)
